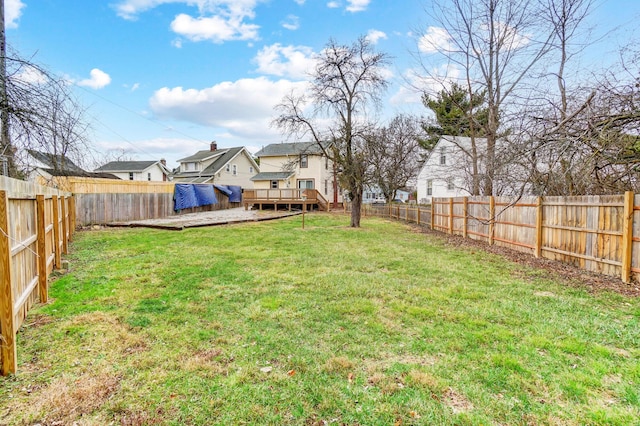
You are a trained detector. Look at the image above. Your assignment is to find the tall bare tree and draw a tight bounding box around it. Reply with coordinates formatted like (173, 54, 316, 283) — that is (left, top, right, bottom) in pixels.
(419, 0, 555, 195)
(368, 114, 424, 202)
(274, 37, 389, 227)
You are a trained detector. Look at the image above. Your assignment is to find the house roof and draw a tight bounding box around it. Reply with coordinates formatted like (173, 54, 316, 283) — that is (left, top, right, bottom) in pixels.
(95, 160, 159, 173)
(173, 146, 254, 178)
(177, 149, 225, 163)
(27, 150, 85, 173)
(250, 171, 295, 181)
(423, 136, 488, 164)
(27, 149, 121, 179)
(255, 141, 332, 157)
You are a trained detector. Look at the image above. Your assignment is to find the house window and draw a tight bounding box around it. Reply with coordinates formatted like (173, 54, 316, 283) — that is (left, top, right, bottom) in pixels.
(439, 147, 446, 165)
(270, 180, 278, 189)
(324, 180, 328, 195)
(249, 166, 254, 173)
(129, 172, 134, 181)
(147, 173, 151, 181)
(184, 162, 197, 171)
(325, 156, 329, 170)
(232, 164, 237, 176)
(300, 154, 308, 168)
(427, 179, 433, 196)
(297, 179, 314, 189)
(447, 178, 455, 191)
(226, 164, 230, 172)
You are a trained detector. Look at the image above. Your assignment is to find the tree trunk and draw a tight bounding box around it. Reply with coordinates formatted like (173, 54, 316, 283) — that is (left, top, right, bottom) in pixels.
(350, 190, 363, 227)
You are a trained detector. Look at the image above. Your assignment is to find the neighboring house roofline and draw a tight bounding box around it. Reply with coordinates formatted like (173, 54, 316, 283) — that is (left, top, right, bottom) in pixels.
(255, 141, 333, 158)
(94, 160, 166, 173)
(250, 171, 295, 181)
(173, 146, 258, 179)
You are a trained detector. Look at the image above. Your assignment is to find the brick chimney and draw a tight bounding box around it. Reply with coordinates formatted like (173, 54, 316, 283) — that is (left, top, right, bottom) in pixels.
(210, 141, 217, 151)
(160, 158, 166, 166)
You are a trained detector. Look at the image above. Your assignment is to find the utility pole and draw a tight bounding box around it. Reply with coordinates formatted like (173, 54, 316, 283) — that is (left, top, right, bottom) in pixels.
(0, 0, 12, 177)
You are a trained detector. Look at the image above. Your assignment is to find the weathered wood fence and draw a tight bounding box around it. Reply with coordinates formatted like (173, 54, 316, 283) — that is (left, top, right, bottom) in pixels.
(354, 194, 640, 284)
(0, 176, 74, 375)
(432, 193, 639, 283)
(46, 177, 240, 226)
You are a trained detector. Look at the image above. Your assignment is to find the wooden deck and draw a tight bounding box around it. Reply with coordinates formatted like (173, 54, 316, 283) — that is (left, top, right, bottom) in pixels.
(243, 189, 330, 212)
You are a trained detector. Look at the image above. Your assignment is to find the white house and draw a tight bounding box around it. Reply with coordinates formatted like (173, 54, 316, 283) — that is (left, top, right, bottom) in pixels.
(416, 136, 488, 204)
(172, 142, 259, 187)
(251, 141, 343, 204)
(94, 160, 171, 181)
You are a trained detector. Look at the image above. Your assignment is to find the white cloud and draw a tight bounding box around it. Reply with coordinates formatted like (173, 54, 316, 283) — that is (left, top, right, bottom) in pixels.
(366, 29, 387, 45)
(254, 44, 316, 79)
(326, 0, 368, 13)
(77, 69, 112, 89)
(149, 77, 309, 139)
(281, 14, 299, 31)
(170, 12, 259, 43)
(15, 65, 47, 85)
(114, 0, 262, 43)
(346, 0, 369, 12)
(418, 26, 451, 54)
(390, 66, 460, 105)
(5, 0, 25, 28)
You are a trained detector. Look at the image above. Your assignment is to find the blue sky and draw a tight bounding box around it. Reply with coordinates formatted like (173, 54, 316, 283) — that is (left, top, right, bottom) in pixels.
(5, 0, 640, 169)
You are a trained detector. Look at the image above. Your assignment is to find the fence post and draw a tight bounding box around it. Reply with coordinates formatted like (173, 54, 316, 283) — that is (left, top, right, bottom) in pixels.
(535, 196, 543, 258)
(489, 196, 495, 245)
(430, 201, 435, 230)
(52, 196, 61, 269)
(448, 198, 454, 234)
(463, 197, 468, 239)
(61, 196, 68, 254)
(69, 195, 76, 239)
(417, 207, 421, 226)
(0, 190, 17, 375)
(36, 195, 48, 303)
(621, 191, 634, 283)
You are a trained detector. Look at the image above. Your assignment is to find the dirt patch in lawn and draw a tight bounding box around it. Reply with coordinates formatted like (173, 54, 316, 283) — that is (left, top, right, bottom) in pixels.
(410, 224, 640, 297)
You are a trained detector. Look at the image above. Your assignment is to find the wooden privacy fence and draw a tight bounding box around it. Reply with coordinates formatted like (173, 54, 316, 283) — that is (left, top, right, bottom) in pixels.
(351, 203, 433, 225)
(432, 193, 639, 283)
(46, 177, 240, 226)
(0, 176, 74, 375)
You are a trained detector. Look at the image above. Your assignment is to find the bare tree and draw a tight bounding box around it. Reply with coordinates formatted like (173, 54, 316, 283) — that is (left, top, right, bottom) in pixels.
(418, 0, 556, 195)
(273, 37, 390, 227)
(368, 114, 424, 202)
(1, 50, 92, 178)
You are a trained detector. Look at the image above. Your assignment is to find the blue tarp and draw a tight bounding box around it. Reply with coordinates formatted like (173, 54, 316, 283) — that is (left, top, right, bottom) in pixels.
(174, 184, 218, 211)
(213, 185, 243, 203)
(227, 185, 242, 203)
(193, 184, 218, 206)
(213, 184, 233, 196)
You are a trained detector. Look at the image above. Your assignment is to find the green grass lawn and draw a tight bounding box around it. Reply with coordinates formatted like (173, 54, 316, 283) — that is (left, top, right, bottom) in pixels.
(1, 213, 639, 425)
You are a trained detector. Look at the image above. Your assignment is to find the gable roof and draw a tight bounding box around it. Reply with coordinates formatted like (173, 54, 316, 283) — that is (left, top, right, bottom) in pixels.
(423, 136, 489, 165)
(255, 141, 332, 157)
(95, 160, 159, 173)
(177, 149, 226, 163)
(173, 146, 256, 178)
(27, 150, 85, 173)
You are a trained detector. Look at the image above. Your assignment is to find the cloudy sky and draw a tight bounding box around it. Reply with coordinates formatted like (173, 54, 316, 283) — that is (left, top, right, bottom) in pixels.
(6, 0, 639, 168)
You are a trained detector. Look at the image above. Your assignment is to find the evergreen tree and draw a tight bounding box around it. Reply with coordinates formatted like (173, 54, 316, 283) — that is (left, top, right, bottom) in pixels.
(421, 83, 488, 150)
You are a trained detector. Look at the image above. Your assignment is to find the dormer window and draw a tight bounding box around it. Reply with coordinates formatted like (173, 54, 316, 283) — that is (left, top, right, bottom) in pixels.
(183, 162, 197, 172)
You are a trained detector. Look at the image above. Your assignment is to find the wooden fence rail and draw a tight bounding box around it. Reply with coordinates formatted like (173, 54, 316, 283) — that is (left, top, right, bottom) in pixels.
(43, 177, 239, 226)
(0, 176, 74, 375)
(354, 193, 639, 284)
